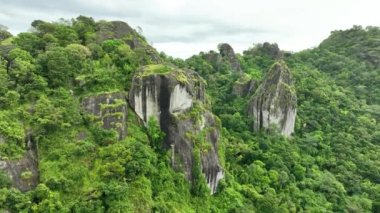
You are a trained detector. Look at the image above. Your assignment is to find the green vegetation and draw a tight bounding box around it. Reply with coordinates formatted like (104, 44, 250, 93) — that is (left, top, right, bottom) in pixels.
(181, 27, 380, 212)
(137, 64, 191, 84)
(140, 64, 173, 76)
(0, 111, 25, 159)
(0, 25, 12, 42)
(0, 16, 379, 212)
(234, 73, 251, 85)
(146, 117, 165, 151)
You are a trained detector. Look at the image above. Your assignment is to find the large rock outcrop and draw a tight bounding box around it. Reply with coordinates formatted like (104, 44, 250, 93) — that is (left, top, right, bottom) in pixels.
(218, 43, 241, 72)
(248, 61, 297, 136)
(243, 42, 283, 60)
(95, 21, 161, 63)
(96, 21, 137, 43)
(129, 64, 223, 193)
(81, 92, 128, 140)
(201, 43, 241, 73)
(0, 132, 39, 191)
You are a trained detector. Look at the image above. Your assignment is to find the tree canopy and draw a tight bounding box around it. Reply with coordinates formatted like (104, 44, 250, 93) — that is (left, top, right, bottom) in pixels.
(0, 16, 379, 212)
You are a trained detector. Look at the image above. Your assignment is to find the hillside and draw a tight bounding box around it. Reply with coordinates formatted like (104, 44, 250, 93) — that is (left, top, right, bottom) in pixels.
(0, 16, 379, 212)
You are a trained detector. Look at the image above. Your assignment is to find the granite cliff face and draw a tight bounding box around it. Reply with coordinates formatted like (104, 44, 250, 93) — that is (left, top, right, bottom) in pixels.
(248, 61, 297, 136)
(0, 132, 39, 191)
(81, 92, 128, 140)
(129, 64, 223, 193)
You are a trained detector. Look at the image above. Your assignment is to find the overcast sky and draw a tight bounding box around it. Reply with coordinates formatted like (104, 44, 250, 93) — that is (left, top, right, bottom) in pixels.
(1, 0, 380, 58)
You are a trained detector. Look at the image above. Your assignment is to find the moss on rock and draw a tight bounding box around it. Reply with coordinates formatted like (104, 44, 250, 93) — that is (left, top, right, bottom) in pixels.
(248, 60, 297, 136)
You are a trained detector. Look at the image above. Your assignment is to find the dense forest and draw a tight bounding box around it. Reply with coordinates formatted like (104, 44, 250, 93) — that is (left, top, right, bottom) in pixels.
(0, 16, 379, 212)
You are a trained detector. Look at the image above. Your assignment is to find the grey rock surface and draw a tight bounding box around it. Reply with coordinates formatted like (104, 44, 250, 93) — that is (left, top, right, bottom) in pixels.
(233, 75, 257, 97)
(95, 21, 161, 63)
(218, 43, 241, 72)
(81, 92, 128, 140)
(248, 61, 297, 136)
(0, 133, 39, 191)
(129, 65, 223, 193)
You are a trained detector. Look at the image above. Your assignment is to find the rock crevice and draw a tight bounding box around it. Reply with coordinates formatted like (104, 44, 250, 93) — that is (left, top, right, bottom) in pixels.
(129, 65, 223, 193)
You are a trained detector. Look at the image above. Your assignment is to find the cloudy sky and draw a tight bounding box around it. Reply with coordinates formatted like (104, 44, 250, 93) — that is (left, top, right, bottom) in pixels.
(1, 0, 380, 58)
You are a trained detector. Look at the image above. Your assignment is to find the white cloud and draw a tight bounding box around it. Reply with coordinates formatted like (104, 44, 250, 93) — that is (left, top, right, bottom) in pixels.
(1, 0, 380, 58)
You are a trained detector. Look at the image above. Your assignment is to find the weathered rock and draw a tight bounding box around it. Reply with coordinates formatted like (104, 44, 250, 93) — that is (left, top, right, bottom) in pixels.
(129, 65, 205, 123)
(95, 21, 161, 63)
(202, 50, 223, 71)
(218, 43, 241, 72)
(232, 74, 257, 97)
(201, 44, 241, 73)
(81, 92, 128, 140)
(248, 61, 297, 136)
(0, 133, 39, 191)
(243, 42, 283, 60)
(261, 42, 283, 60)
(129, 64, 223, 193)
(96, 21, 135, 42)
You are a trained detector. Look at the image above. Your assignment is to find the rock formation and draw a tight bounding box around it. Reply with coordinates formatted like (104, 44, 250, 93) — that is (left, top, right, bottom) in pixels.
(232, 74, 258, 97)
(202, 50, 222, 71)
(218, 43, 241, 72)
(201, 44, 241, 73)
(96, 21, 136, 43)
(243, 42, 283, 60)
(129, 64, 223, 193)
(81, 92, 128, 140)
(248, 61, 297, 136)
(0, 132, 39, 191)
(95, 21, 161, 63)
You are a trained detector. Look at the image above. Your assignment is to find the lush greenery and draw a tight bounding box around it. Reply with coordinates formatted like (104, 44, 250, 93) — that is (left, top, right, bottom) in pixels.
(0, 16, 379, 212)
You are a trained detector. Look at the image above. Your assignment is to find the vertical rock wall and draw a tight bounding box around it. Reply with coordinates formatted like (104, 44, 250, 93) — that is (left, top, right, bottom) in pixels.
(129, 65, 223, 193)
(248, 61, 297, 136)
